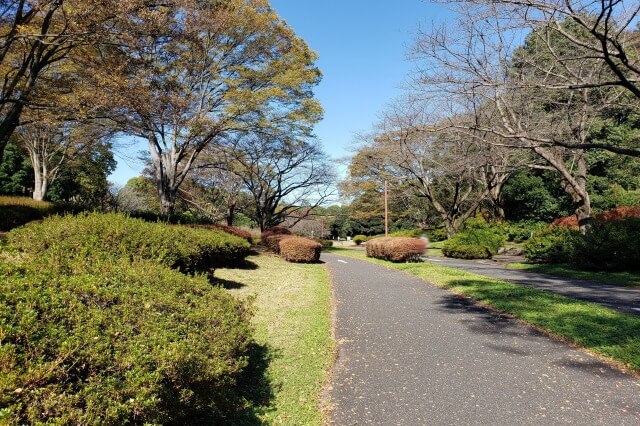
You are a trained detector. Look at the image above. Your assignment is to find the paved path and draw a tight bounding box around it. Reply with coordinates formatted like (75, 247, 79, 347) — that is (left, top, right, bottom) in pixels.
(325, 253, 640, 425)
(425, 257, 640, 316)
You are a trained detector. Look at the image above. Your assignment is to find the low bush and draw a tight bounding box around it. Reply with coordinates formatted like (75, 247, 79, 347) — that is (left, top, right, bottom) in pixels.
(503, 221, 545, 243)
(442, 242, 492, 259)
(523, 226, 579, 264)
(279, 237, 322, 263)
(127, 210, 213, 225)
(316, 239, 333, 249)
(7, 213, 250, 273)
(0, 196, 57, 231)
(262, 234, 292, 253)
(0, 257, 253, 424)
(550, 205, 640, 230)
(426, 227, 448, 242)
(445, 218, 506, 257)
(353, 235, 368, 245)
(366, 237, 427, 262)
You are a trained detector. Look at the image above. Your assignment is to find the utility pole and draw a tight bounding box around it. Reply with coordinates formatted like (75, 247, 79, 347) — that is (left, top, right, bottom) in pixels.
(384, 179, 389, 237)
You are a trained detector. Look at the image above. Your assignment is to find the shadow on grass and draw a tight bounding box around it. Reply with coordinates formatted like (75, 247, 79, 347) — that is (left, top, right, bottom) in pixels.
(434, 278, 640, 375)
(226, 342, 280, 424)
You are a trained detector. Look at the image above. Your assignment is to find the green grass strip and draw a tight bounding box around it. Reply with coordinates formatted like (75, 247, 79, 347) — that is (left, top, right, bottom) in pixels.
(330, 248, 640, 373)
(215, 254, 333, 425)
(507, 262, 640, 288)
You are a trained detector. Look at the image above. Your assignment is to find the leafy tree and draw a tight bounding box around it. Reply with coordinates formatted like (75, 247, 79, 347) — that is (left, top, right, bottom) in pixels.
(92, 0, 322, 214)
(0, 140, 32, 195)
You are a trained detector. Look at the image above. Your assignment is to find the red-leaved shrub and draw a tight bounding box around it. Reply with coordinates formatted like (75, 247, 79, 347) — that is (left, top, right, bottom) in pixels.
(261, 226, 292, 240)
(550, 205, 640, 229)
(365, 237, 427, 262)
(279, 236, 322, 263)
(263, 234, 293, 253)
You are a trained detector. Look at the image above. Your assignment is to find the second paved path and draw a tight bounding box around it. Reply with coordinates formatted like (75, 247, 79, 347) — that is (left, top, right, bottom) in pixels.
(325, 253, 640, 425)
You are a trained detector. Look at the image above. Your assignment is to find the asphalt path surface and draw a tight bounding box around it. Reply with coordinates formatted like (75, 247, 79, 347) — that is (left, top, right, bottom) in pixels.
(425, 256, 640, 316)
(324, 253, 640, 425)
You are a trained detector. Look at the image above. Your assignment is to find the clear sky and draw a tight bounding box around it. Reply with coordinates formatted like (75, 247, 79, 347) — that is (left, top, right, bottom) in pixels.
(108, 1, 452, 185)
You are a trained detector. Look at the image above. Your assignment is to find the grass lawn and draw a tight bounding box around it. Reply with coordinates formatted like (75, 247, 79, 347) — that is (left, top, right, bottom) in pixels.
(214, 254, 333, 424)
(329, 248, 640, 374)
(507, 262, 640, 288)
(427, 240, 445, 257)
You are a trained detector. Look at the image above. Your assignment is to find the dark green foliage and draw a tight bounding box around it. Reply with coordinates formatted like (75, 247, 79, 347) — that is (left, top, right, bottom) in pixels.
(0, 257, 253, 424)
(574, 218, 640, 271)
(7, 213, 250, 273)
(446, 218, 506, 256)
(0, 196, 57, 231)
(441, 242, 492, 259)
(0, 141, 32, 196)
(502, 170, 571, 222)
(503, 221, 546, 243)
(523, 227, 579, 264)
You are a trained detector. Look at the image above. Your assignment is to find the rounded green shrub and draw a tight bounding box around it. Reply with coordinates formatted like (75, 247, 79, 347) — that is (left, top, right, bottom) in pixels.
(443, 218, 506, 258)
(523, 226, 579, 264)
(0, 258, 253, 424)
(442, 242, 492, 259)
(279, 236, 322, 263)
(353, 235, 367, 245)
(365, 237, 427, 262)
(7, 213, 250, 273)
(316, 239, 333, 249)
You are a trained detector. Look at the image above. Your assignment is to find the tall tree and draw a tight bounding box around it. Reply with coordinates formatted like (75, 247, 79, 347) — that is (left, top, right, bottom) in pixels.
(0, 1, 152, 163)
(92, 0, 322, 214)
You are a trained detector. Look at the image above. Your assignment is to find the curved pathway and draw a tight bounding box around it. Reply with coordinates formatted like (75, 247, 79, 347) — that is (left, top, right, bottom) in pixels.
(325, 253, 640, 425)
(426, 257, 640, 316)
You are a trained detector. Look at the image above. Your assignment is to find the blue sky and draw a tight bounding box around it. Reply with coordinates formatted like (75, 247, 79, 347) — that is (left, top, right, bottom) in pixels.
(109, 1, 452, 185)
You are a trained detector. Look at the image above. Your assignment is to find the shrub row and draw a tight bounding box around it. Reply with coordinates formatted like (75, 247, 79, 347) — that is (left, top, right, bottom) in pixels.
(366, 237, 427, 262)
(279, 236, 322, 263)
(0, 257, 252, 424)
(0, 213, 255, 423)
(7, 213, 251, 273)
(525, 217, 640, 271)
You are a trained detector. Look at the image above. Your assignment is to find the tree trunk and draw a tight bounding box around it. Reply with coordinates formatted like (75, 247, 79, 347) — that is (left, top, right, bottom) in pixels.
(30, 152, 48, 201)
(226, 204, 235, 226)
(0, 104, 23, 165)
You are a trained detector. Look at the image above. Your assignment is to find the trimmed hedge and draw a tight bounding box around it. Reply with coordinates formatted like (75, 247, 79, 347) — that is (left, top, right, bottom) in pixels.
(279, 236, 322, 263)
(366, 237, 427, 262)
(7, 213, 251, 273)
(0, 257, 253, 424)
(523, 226, 580, 264)
(442, 242, 492, 259)
(316, 239, 333, 249)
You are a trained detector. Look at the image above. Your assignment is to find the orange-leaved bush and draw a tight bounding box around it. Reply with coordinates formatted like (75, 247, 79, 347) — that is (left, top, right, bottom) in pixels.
(366, 237, 427, 262)
(191, 224, 253, 244)
(279, 236, 322, 263)
(550, 205, 640, 229)
(262, 234, 293, 253)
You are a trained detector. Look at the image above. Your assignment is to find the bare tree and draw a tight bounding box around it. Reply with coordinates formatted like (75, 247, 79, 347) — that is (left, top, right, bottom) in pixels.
(412, 8, 624, 230)
(211, 133, 335, 231)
